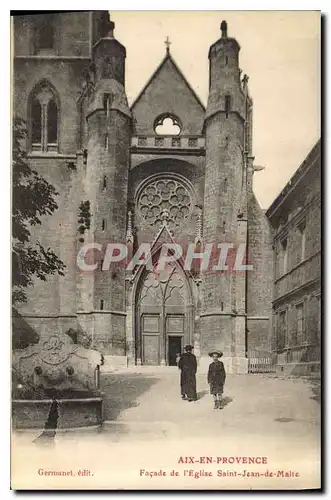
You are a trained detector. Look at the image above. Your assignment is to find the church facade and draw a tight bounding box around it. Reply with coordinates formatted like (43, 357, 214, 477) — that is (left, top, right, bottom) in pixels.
(13, 12, 274, 373)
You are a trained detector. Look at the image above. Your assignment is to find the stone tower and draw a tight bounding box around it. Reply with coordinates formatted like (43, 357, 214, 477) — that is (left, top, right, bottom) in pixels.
(78, 16, 132, 354)
(200, 21, 252, 373)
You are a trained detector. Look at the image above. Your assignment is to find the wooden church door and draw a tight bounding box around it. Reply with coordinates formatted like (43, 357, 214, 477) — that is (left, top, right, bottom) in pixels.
(136, 263, 190, 365)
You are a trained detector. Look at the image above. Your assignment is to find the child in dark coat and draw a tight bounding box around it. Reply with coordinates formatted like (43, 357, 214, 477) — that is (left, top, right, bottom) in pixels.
(207, 350, 226, 409)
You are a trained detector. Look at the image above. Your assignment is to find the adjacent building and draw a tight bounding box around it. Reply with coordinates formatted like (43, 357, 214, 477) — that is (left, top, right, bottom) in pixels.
(266, 140, 321, 376)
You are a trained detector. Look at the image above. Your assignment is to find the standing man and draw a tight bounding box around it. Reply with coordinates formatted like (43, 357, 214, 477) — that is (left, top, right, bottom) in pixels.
(178, 344, 197, 402)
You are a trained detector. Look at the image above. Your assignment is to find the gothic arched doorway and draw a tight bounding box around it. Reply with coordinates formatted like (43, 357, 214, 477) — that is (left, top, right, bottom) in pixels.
(135, 262, 194, 366)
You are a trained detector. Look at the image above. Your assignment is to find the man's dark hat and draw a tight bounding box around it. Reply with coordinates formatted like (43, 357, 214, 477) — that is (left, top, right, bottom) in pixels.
(209, 350, 223, 357)
(184, 344, 194, 351)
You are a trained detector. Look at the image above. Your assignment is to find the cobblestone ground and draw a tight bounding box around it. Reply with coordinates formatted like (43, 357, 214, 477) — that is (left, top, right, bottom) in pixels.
(12, 369, 321, 490)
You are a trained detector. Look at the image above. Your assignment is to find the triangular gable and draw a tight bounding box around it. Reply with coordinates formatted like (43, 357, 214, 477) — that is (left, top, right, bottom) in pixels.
(131, 52, 206, 136)
(152, 222, 175, 247)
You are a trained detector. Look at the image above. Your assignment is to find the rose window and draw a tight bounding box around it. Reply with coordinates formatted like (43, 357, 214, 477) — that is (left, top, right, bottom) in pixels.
(138, 178, 192, 230)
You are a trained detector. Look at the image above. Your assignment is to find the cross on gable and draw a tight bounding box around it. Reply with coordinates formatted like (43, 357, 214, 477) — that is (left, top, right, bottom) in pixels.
(165, 36, 171, 53)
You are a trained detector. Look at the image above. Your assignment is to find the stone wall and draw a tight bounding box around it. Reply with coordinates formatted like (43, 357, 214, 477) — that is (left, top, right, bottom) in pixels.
(246, 192, 273, 352)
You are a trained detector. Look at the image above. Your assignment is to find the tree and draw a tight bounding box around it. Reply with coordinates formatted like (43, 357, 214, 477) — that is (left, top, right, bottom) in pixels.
(12, 116, 65, 304)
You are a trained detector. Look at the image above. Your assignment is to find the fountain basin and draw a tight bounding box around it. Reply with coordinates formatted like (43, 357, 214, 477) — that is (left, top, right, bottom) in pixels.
(12, 395, 103, 431)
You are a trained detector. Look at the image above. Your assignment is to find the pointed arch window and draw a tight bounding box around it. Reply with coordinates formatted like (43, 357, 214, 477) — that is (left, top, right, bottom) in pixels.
(29, 81, 59, 153)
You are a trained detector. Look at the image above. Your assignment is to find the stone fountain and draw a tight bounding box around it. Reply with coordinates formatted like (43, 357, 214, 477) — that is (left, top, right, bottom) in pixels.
(12, 332, 104, 432)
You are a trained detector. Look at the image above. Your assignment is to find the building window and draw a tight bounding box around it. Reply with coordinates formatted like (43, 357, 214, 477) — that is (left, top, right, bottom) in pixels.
(34, 16, 55, 54)
(100, 300, 104, 310)
(225, 95, 231, 118)
(280, 238, 288, 275)
(296, 303, 304, 345)
(102, 219, 106, 231)
(104, 134, 108, 149)
(154, 114, 181, 135)
(137, 176, 192, 230)
(103, 175, 107, 190)
(29, 81, 59, 152)
(39, 23, 54, 50)
(103, 93, 111, 115)
(277, 310, 287, 351)
(298, 220, 306, 262)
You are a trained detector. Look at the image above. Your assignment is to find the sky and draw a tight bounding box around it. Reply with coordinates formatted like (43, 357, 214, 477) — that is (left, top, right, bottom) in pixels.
(110, 11, 320, 209)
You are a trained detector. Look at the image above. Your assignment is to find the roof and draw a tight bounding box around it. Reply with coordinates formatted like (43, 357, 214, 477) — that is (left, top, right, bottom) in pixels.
(266, 139, 321, 219)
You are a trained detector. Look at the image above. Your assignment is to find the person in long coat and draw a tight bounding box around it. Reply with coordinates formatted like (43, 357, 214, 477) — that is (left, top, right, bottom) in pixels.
(178, 345, 197, 402)
(207, 350, 226, 409)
